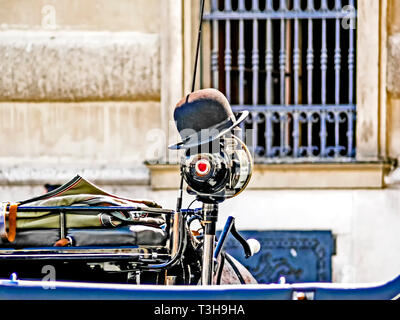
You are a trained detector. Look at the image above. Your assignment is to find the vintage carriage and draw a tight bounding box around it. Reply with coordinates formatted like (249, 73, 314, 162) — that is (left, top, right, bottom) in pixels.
(0, 174, 256, 286)
(0, 88, 259, 287)
(0, 0, 398, 300)
(0, 88, 398, 300)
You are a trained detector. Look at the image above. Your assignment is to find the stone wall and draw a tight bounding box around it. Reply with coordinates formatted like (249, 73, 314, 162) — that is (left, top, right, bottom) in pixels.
(387, 0, 400, 160)
(0, 31, 160, 101)
(0, 0, 165, 185)
(0, 0, 161, 32)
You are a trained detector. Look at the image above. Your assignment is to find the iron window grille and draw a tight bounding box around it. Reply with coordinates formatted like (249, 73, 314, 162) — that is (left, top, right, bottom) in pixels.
(202, 0, 357, 163)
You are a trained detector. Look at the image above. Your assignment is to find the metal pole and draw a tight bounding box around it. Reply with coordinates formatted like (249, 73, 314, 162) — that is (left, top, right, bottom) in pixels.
(201, 202, 218, 285)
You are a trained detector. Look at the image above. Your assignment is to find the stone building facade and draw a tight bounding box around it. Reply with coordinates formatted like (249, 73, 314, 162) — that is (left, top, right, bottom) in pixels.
(0, 0, 399, 284)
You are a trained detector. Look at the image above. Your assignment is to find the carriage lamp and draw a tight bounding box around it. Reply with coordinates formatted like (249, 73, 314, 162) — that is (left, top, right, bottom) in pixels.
(180, 135, 253, 203)
(179, 134, 253, 285)
(169, 88, 253, 285)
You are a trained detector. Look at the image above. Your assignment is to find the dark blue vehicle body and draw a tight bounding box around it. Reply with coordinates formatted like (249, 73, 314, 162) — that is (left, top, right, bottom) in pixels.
(0, 275, 399, 300)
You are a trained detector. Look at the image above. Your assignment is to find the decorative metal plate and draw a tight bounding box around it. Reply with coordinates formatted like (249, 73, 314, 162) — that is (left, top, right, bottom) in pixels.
(217, 230, 335, 284)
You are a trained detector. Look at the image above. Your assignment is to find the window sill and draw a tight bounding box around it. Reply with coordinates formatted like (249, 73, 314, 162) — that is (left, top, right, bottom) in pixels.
(145, 161, 392, 190)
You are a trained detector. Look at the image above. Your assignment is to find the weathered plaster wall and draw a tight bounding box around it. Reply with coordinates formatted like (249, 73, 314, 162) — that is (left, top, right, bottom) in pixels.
(0, 102, 160, 159)
(0, 0, 162, 33)
(387, 0, 400, 160)
(0, 31, 160, 101)
(0, 0, 165, 184)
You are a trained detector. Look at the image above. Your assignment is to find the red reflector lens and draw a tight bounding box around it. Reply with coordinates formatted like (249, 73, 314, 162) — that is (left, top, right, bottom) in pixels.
(195, 159, 210, 176)
(197, 162, 208, 173)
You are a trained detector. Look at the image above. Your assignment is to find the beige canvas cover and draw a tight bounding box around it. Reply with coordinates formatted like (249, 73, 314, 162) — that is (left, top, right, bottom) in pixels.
(6, 175, 168, 230)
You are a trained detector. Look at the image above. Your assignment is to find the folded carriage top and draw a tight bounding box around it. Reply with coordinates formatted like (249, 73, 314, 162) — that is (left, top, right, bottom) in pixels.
(0, 175, 173, 247)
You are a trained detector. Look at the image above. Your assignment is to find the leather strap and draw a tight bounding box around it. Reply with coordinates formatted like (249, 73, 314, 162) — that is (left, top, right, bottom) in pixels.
(0, 202, 18, 242)
(7, 203, 18, 242)
(0, 203, 8, 241)
(54, 238, 70, 247)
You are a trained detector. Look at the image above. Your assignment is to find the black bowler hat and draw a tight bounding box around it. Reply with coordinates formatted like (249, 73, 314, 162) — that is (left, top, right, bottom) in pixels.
(168, 88, 249, 150)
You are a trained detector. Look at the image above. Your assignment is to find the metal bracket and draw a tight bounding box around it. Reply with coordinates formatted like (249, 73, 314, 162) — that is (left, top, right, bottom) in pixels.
(292, 290, 315, 300)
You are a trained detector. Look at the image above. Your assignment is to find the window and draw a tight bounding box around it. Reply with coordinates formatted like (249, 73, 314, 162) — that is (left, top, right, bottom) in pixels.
(202, 0, 357, 162)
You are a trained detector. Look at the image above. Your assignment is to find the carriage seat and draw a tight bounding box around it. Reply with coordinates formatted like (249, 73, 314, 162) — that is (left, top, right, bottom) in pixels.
(0, 176, 171, 251)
